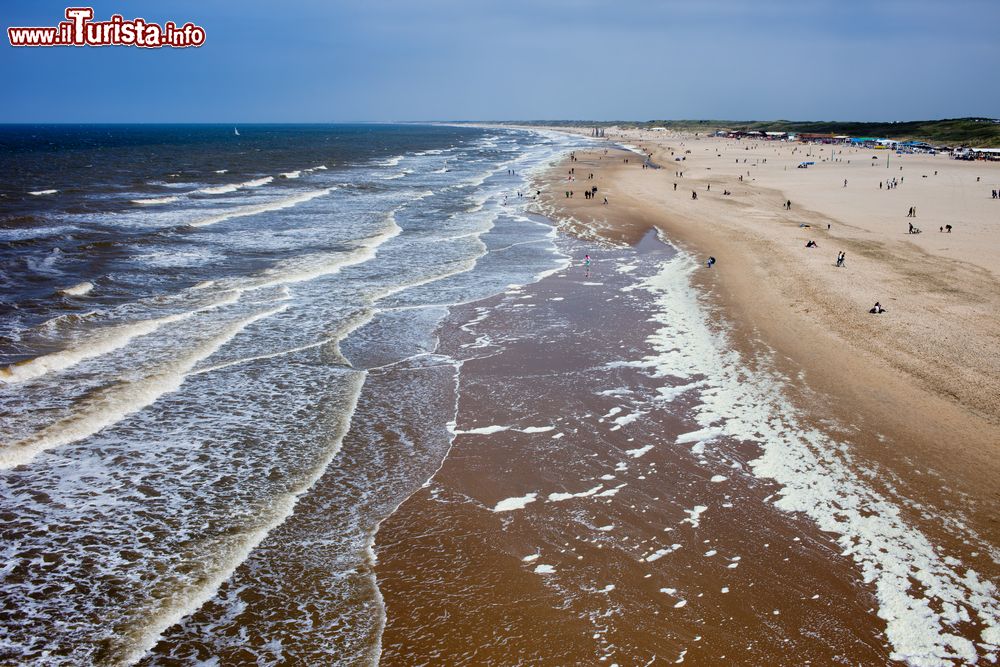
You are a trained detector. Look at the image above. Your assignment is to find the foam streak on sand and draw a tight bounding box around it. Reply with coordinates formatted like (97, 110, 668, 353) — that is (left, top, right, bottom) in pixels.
(0, 305, 286, 469)
(642, 248, 999, 665)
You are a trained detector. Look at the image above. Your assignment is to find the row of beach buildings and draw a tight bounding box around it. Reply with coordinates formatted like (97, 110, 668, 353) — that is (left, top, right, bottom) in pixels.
(711, 129, 1000, 160)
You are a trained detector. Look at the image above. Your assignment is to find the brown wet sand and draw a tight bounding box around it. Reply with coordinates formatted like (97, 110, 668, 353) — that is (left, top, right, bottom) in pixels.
(534, 142, 1000, 553)
(528, 144, 1000, 560)
(376, 232, 893, 665)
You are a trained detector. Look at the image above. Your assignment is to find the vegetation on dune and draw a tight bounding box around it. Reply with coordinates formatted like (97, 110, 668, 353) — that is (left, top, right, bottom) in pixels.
(493, 118, 1000, 147)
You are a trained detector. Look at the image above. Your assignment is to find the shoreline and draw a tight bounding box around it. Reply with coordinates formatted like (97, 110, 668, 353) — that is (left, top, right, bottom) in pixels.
(375, 231, 897, 664)
(372, 211, 999, 663)
(529, 131, 1000, 547)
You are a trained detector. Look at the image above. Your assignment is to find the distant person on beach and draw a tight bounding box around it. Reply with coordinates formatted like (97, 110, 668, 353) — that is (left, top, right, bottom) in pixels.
(836, 251, 846, 267)
(674, 183, 677, 191)
(707, 256, 716, 268)
(603, 197, 608, 205)
(785, 200, 791, 210)
(869, 302, 886, 314)
(946, 224, 952, 233)
(805, 240, 817, 248)
(844, 179, 848, 187)
(692, 191, 698, 200)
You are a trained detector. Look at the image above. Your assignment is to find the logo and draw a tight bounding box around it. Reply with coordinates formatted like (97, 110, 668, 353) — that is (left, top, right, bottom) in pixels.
(8, 7, 206, 48)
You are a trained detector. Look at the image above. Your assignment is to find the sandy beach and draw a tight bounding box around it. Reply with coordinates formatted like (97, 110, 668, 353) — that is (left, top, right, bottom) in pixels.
(535, 131, 1000, 531)
(373, 130, 1000, 665)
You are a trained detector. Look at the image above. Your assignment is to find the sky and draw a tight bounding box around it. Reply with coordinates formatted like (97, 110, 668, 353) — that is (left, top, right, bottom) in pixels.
(1, 0, 998, 123)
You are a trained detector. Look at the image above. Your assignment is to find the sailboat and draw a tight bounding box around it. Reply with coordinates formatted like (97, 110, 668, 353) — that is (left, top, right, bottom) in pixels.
(234, 127, 240, 136)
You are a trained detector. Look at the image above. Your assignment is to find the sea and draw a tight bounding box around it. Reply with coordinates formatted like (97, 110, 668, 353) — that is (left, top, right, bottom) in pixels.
(1, 124, 997, 666)
(0, 124, 592, 665)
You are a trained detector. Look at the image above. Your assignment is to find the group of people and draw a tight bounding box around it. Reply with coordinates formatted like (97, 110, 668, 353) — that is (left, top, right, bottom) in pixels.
(906, 206, 917, 217)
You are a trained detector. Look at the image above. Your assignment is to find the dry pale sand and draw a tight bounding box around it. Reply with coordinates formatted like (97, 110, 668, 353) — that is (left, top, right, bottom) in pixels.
(532, 130, 1000, 545)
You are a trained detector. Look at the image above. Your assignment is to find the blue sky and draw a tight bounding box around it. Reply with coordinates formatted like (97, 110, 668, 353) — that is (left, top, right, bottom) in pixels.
(2, 0, 998, 122)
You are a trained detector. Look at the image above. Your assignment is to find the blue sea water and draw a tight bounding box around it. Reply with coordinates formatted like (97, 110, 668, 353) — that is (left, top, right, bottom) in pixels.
(0, 124, 591, 664)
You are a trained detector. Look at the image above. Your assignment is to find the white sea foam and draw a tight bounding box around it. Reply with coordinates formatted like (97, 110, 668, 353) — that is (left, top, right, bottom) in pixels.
(646, 544, 682, 562)
(681, 506, 708, 528)
(626, 444, 654, 458)
(132, 196, 180, 205)
(118, 370, 365, 666)
(241, 176, 273, 188)
(0, 305, 286, 469)
(247, 217, 401, 294)
(457, 425, 509, 435)
(455, 424, 555, 436)
(194, 176, 273, 195)
(639, 249, 1000, 664)
(0, 292, 242, 385)
(188, 187, 335, 227)
(195, 184, 240, 195)
(493, 493, 537, 512)
(58, 281, 94, 296)
(613, 411, 645, 427)
(280, 171, 302, 179)
(534, 564, 556, 574)
(547, 485, 602, 502)
(29, 189, 58, 196)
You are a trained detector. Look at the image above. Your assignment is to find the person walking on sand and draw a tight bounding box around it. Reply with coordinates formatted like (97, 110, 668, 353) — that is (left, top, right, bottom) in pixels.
(836, 251, 845, 267)
(583, 254, 592, 277)
(844, 179, 848, 187)
(692, 191, 698, 200)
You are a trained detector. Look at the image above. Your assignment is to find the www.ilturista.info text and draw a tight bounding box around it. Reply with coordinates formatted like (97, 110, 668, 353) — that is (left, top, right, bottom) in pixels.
(8, 8, 206, 48)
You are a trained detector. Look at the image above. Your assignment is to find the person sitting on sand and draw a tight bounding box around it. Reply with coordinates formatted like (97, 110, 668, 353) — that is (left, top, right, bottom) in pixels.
(805, 240, 818, 248)
(869, 301, 886, 314)
(707, 256, 716, 268)
(945, 224, 952, 233)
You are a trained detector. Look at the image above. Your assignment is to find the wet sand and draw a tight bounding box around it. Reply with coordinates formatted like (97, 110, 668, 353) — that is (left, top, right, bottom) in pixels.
(373, 136, 1000, 665)
(533, 139, 1000, 548)
(376, 233, 891, 664)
